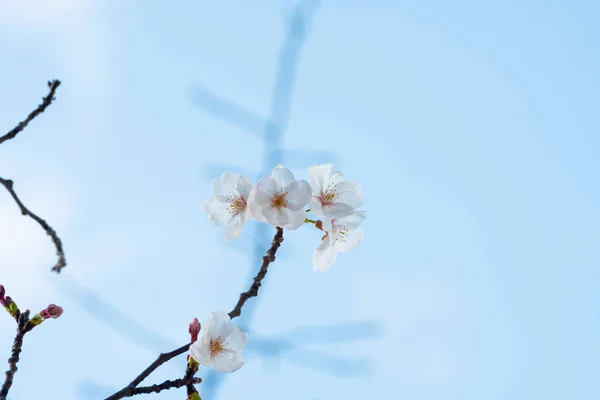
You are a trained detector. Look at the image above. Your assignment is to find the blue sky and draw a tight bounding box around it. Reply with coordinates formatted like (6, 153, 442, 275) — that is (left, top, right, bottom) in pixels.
(1, 1, 599, 399)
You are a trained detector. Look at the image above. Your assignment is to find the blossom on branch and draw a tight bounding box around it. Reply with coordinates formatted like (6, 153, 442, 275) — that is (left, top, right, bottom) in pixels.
(189, 311, 248, 373)
(313, 211, 366, 272)
(202, 172, 254, 241)
(248, 165, 311, 230)
(308, 164, 364, 218)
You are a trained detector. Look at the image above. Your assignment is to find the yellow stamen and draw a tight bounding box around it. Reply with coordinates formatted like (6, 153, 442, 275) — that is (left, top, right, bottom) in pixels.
(271, 190, 288, 208)
(227, 195, 246, 215)
(320, 187, 338, 205)
(210, 338, 224, 358)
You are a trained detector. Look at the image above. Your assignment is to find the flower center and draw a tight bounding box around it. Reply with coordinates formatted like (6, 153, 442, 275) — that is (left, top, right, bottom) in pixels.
(210, 337, 224, 358)
(320, 184, 338, 205)
(271, 189, 288, 209)
(227, 195, 246, 216)
(335, 227, 348, 244)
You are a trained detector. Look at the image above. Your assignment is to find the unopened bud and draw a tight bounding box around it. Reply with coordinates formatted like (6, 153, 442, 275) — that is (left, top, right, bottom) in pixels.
(39, 304, 63, 319)
(189, 318, 201, 343)
(0, 285, 5, 304)
(2, 295, 19, 317)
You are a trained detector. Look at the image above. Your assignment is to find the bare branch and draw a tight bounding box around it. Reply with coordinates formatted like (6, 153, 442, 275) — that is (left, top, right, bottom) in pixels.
(0, 177, 66, 273)
(0, 80, 61, 146)
(228, 226, 283, 319)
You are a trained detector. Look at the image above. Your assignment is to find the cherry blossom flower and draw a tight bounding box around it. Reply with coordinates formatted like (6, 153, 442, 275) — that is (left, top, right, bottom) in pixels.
(189, 311, 248, 373)
(313, 211, 366, 272)
(308, 164, 364, 218)
(248, 165, 311, 230)
(202, 172, 253, 241)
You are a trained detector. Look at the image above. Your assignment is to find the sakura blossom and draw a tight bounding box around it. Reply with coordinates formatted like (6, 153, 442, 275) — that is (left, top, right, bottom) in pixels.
(313, 211, 366, 272)
(189, 311, 248, 373)
(308, 164, 364, 218)
(247, 165, 311, 230)
(202, 172, 253, 241)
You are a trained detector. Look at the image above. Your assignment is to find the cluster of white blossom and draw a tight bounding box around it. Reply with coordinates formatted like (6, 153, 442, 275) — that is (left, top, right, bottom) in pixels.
(202, 164, 367, 272)
(191, 164, 366, 373)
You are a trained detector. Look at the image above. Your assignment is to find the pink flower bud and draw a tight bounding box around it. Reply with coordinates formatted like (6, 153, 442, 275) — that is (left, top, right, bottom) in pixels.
(39, 304, 63, 319)
(0, 285, 5, 305)
(189, 318, 201, 343)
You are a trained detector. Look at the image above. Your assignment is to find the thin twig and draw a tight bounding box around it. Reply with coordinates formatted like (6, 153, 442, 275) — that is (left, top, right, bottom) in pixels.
(0, 311, 30, 400)
(104, 227, 284, 399)
(0, 79, 66, 272)
(0, 177, 66, 273)
(0, 80, 61, 145)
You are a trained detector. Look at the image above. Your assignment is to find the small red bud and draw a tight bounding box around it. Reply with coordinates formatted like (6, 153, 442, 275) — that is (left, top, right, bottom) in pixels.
(39, 304, 63, 319)
(189, 318, 201, 343)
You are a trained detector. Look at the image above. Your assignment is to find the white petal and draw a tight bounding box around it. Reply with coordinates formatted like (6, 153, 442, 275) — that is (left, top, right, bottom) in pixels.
(224, 326, 248, 352)
(308, 164, 332, 194)
(334, 181, 364, 209)
(221, 172, 240, 187)
(282, 209, 306, 230)
(212, 172, 240, 196)
(189, 336, 213, 368)
(213, 350, 244, 372)
(320, 217, 334, 233)
(202, 198, 232, 226)
(276, 208, 291, 227)
(335, 227, 364, 252)
(334, 212, 366, 230)
(316, 233, 331, 252)
(224, 215, 243, 241)
(240, 208, 253, 225)
(237, 175, 253, 200)
(254, 176, 278, 202)
(261, 205, 278, 226)
(264, 206, 291, 227)
(330, 170, 345, 185)
(313, 245, 338, 272)
(309, 197, 325, 217)
(270, 165, 295, 189)
(247, 188, 267, 222)
(285, 180, 312, 211)
(323, 202, 356, 218)
(206, 311, 233, 341)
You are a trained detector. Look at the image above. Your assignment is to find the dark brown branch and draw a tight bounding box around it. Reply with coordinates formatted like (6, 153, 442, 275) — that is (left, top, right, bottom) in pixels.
(228, 226, 283, 318)
(104, 227, 284, 399)
(132, 378, 202, 396)
(0, 311, 30, 400)
(0, 80, 61, 146)
(0, 177, 66, 273)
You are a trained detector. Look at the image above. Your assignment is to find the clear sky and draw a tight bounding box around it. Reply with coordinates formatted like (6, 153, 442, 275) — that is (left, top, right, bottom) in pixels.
(1, 1, 599, 399)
